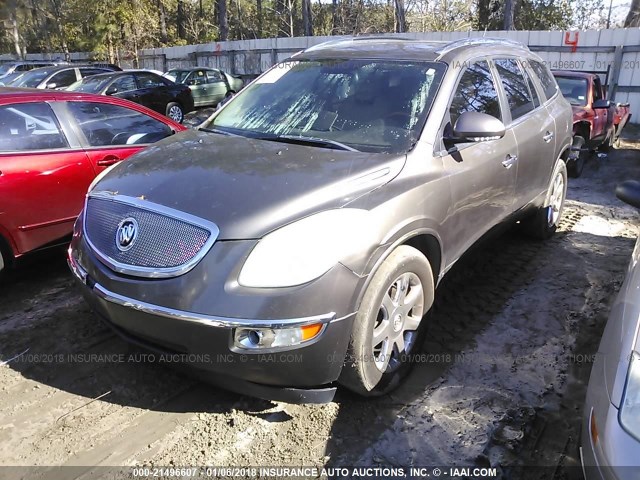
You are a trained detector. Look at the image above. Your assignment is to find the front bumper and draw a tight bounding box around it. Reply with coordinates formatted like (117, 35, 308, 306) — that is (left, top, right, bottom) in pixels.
(68, 237, 360, 404)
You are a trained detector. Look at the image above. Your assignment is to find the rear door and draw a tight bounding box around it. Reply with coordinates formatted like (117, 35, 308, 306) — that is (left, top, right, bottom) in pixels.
(64, 100, 176, 174)
(591, 75, 609, 141)
(206, 69, 229, 105)
(437, 59, 517, 263)
(493, 58, 556, 209)
(0, 101, 94, 254)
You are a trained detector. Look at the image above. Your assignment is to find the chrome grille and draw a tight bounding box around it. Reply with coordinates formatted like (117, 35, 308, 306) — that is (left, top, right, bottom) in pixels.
(84, 195, 217, 278)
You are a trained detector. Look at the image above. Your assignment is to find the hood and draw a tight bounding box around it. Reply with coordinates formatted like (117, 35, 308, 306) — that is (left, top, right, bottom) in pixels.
(93, 129, 405, 240)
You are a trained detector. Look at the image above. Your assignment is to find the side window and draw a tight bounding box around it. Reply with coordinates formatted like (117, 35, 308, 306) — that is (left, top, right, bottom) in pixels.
(15, 64, 28, 71)
(207, 70, 223, 84)
(67, 102, 173, 147)
(522, 67, 541, 108)
(529, 60, 558, 100)
(449, 60, 502, 127)
(80, 68, 109, 78)
(494, 58, 535, 121)
(0, 102, 68, 152)
(50, 69, 78, 88)
(135, 72, 165, 89)
(110, 75, 137, 93)
(191, 70, 207, 85)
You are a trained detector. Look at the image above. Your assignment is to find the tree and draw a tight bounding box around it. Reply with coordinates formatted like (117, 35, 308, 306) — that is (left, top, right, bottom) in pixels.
(394, 0, 405, 32)
(626, 0, 640, 27)
(503, 0, 516, 29)
(302, 0, 312, 35)
(217, 0, 228, 39)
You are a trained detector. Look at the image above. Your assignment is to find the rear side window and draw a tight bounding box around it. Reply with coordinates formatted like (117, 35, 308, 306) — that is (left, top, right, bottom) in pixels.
(68, 102, 173, 146)
(0, 103, 68, 152)
(207, 70, 224, 83)
(529, 60, 558, 100)
(80, 68, 110, 78)
(494, 58, 535, 121)
(449, 60, 502, 126)
(522, 67, 541, 108)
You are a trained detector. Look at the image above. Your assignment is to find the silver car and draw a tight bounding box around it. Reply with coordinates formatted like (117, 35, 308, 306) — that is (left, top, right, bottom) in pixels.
(68, 37, 573, 403)
(581, 181, 640, 479)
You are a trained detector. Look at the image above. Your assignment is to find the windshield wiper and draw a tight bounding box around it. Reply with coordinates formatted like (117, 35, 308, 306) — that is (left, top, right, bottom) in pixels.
(254, 134, 359, 152)
(197, 127, 242, 137)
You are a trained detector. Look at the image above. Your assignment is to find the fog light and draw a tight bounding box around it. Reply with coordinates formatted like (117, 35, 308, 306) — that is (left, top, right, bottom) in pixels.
(233, 323, 325, 351)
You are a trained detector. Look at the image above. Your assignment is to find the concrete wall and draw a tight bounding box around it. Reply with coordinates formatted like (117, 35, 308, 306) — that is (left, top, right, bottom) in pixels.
(3, 29, 640, 121)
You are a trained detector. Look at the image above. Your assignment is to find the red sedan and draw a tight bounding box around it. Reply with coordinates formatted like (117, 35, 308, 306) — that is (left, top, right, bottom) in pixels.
(0, 88, 186, 274)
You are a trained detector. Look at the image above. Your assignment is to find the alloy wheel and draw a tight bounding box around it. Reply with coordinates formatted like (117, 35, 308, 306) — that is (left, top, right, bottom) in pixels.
(372, 272, 424, 373)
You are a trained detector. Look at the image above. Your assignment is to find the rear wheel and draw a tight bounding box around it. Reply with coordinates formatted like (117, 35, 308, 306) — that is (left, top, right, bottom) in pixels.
(522, 160, 567, 240)
(340, 245, 434, 396)
(166, 102, 184, 123)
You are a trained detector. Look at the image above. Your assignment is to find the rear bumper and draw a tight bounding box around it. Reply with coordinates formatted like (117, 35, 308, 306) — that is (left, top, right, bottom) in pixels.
(68, 248, 356, 404)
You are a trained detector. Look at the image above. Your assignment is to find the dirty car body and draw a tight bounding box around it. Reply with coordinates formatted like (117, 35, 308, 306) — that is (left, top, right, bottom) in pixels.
(69, 38, 573, 403)
(581, 181, 640, 480)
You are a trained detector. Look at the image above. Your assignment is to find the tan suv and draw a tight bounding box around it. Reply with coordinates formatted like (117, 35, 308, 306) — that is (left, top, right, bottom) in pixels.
(69, 37, 573, 403)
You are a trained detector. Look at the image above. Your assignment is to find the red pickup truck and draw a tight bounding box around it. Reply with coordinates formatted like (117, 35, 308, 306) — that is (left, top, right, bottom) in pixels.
(553, 70, 631, 177)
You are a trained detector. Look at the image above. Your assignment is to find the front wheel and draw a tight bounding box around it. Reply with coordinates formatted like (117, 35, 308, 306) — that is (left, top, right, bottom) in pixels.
(339, 245, 435, 396)
(166, 102, 184, 123)
(522, 160, 568, 240)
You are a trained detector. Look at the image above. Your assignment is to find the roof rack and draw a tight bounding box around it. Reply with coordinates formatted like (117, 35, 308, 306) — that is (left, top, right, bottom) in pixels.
(437, 37, 526, 56)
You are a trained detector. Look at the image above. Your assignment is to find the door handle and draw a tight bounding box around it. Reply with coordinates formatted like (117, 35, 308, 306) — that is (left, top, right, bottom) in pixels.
(502, 154, 518, 169)
(97, 155, 121, 167)
(543, 131, 554, 143)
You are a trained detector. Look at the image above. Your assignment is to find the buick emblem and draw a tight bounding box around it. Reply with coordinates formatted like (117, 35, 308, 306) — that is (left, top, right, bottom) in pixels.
(116, 218, 138, 252)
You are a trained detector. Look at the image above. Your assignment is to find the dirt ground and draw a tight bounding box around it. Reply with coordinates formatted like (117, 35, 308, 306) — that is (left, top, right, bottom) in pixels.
(1, 130, 639, 479)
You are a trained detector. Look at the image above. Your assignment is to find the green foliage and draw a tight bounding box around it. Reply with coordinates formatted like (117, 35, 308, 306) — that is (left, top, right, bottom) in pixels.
(0, 0, 626, 57)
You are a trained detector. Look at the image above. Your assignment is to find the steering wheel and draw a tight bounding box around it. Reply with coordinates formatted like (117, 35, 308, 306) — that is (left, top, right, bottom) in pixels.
(111, 132, 131, 145)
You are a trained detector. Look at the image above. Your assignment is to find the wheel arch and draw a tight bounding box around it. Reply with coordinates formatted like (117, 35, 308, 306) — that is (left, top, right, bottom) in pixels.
(352, 229, 443, 315)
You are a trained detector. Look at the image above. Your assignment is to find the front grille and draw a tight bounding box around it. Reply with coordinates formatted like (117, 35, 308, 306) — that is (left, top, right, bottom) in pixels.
(84, 196, 215, 276)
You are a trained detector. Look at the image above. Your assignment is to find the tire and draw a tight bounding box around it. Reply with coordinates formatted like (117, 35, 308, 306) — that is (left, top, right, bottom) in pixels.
(166, 102, 184, 123)
(0, 241, 9, 281)
(522, 160, 568, 240)
(339, 245, 435, 396)
(567, 136, 586, 178)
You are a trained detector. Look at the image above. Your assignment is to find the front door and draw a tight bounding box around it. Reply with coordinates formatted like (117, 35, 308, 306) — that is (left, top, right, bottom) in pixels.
(438, 59, 517, 266)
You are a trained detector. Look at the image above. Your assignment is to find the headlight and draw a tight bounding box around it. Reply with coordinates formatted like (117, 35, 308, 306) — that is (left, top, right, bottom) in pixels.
(620, 351, 640, 440)
(238, 209, 370, 288)
(87, 163, 119, 193)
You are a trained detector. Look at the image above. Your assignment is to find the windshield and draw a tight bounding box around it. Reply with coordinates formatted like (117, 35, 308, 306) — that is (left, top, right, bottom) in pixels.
(167, 70, 191, 84)
(67, 75, 111, 93)
(0, 64, 13, 75)
(556, 76, 588, 106)
(206, 59, 445, 153)
(13, 68, 53, 88)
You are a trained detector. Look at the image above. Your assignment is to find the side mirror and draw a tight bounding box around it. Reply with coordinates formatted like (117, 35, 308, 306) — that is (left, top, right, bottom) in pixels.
(616, 180, 640, 209)
(105, 86, 118, 95)
(448, 111, 506, 144)
(593, 99, 611, 109)
(45, 82, 57, 90)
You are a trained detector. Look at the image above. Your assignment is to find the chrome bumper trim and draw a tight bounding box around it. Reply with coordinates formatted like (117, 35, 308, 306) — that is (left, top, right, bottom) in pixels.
(68, 251, 348, 329)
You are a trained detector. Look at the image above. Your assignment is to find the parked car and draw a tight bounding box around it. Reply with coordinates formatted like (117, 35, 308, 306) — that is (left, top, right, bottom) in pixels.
(68, 37, 572, 403)
(581, 180, 640, 479)
(7, 65, 117, 90)
(67, 71, 194, 123)
(0, 88, 186, 275)
(164, 67, 243, 107)
(553, 70, 632, 177)
(0, 61, 68, 86)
